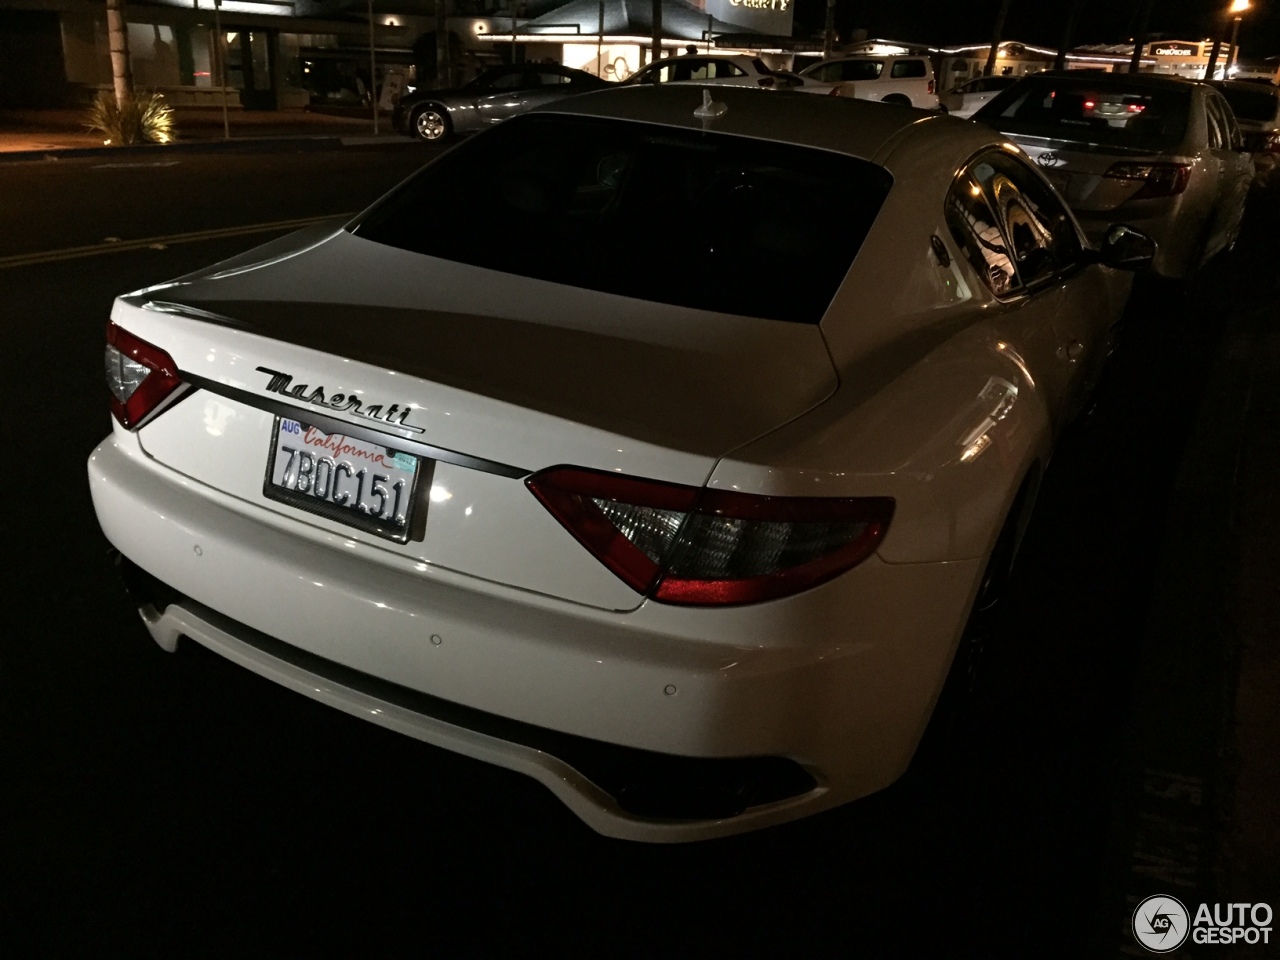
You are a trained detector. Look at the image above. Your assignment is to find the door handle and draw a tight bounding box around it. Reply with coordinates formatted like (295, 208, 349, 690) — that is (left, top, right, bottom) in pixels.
(1057, 340, 1085, 362)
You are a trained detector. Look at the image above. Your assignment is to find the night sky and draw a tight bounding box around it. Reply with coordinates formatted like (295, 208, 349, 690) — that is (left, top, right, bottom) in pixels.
(791, 0, 1280, 61)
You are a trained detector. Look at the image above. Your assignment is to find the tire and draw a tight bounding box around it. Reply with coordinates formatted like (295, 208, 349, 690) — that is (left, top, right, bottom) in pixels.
(882, 94, 911, 106)
(410, 105, 451, 142)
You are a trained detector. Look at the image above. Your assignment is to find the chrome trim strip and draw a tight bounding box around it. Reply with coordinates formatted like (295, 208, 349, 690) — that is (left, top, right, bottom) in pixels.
(181, 372, 530, 479)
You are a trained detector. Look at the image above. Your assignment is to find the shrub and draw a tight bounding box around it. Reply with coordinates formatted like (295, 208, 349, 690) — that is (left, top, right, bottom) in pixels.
(86, 92, 176, 146)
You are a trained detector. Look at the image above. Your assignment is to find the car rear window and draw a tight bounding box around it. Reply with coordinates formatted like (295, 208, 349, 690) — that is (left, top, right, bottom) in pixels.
(1216, 85, 1280, 123)
(353, 114, 892, 324)
(977, 77, 1191, 150)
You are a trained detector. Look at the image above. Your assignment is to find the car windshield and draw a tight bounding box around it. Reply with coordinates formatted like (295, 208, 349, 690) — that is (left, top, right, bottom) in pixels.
(977, 77, 1191, 150)
(1216, 86, 1280, 122)
(353, 114, 892, 324)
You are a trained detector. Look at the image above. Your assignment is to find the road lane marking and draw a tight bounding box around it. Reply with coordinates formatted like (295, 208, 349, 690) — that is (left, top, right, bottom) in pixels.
(0, 213, 352, 270)
(91, 161, 183, 169)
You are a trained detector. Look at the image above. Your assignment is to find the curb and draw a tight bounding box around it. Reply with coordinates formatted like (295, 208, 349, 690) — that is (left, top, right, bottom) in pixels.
(0, 132, 419, 164)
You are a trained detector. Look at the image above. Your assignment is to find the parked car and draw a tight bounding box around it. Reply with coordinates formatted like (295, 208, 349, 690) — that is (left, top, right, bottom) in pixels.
(91, 86, 1151, 842)
(799, 54, 940, 109)
(624, 53, 838, 95)
(392, 63, 609, 141)
(940, 75, 1021, 117)
(1208, 79, 1280, 187)
(973, 71, 1253, 279)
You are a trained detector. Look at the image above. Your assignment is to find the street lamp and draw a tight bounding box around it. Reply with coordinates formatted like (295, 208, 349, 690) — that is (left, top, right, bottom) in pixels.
(1226, 0, 1250, 77)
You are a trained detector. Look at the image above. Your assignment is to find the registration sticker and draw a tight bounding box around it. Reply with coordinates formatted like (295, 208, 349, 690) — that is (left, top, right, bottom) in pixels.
(263, 417, 423, 542)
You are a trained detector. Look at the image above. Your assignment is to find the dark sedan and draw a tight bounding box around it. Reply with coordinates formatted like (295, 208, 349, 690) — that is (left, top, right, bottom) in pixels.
(393, 64, 611, 141)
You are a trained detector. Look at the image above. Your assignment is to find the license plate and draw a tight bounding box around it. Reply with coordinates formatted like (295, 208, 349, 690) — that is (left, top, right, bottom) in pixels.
(263, 417, 423, 543)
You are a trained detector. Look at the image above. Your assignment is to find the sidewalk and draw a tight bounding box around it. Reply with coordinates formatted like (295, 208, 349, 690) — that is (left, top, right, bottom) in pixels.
(0, 105, 408, 157)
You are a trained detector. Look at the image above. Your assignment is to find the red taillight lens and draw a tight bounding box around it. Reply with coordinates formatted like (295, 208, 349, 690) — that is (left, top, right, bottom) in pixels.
(927, 79, 935, 94)
(828, 85, 841, 96)
(105, 321, 182, 428)
(1103, 161, 1192, 199)
(527, 467, 893, 606)
(1267, 133, 1280, 155)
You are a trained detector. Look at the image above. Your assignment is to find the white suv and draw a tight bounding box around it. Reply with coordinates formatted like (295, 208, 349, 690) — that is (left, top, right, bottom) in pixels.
(800, 55, 939, 110)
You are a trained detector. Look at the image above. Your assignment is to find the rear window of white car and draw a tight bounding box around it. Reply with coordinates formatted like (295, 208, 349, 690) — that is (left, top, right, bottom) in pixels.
(354, 114, 893, 324)
(977, 77, 1191, 150)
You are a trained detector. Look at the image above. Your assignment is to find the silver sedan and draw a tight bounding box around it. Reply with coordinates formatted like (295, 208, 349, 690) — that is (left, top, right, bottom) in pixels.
(974, 72, 1253, 279)
(393, 64, 610, 141)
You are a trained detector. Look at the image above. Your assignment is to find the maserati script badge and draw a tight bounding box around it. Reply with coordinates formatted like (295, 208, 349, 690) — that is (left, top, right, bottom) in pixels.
(256, 366, 425, 434)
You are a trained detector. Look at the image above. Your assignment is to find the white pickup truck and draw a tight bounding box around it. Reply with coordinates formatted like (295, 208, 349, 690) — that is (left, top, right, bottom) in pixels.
(799, 55, 940, 110)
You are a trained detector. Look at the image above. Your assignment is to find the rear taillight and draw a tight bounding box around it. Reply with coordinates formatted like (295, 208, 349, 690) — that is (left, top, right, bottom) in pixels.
(1103, 161, 1192, 199)
(927, 79, 935, 94)
(1267, 133, 1280, 155)
(105, 321, 182, 428)
(828, 85, 841, 96)
(527, 467, 893, 606)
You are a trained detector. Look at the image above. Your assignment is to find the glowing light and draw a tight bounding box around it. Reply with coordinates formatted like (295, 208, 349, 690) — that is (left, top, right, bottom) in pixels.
(429, 485, 453, 503)
(960, 434, 992, 462)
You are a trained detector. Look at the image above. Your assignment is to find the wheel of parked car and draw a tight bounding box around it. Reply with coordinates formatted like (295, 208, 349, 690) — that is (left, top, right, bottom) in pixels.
(882, 94, 911, 106)
(412, 105, 451, 142)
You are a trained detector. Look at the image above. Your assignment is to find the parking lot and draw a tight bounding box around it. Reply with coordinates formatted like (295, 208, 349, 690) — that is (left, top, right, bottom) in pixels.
(0, 134, 1276, 957)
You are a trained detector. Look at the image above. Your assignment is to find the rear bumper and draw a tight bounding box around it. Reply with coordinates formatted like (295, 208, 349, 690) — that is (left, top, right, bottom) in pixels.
(88, 429, 983, 841)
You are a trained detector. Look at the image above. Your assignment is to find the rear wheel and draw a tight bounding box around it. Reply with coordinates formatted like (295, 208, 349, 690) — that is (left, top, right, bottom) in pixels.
(882, 94, 911, 106)
(910, 473, 1037, 766)
(411, 105, 451, 142)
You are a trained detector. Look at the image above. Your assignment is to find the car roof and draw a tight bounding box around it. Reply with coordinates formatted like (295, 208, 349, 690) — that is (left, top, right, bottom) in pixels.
(1208, 78, 1280, 95)
(1022, 70, 1203, 92)
(812, 52, 926, 61)
(531, 84, 1000, 168)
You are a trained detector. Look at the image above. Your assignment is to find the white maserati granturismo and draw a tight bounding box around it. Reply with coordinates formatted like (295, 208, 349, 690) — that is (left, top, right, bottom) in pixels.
(89, 86, 1153, 841)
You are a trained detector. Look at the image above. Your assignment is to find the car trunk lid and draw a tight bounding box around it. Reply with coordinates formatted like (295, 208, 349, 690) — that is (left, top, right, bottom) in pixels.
(120, 227, 839, 610)
(1005, 135, 1186, 213)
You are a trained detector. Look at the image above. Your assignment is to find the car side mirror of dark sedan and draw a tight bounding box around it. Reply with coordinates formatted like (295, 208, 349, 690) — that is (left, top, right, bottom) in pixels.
(1088, 224, 1157, 271)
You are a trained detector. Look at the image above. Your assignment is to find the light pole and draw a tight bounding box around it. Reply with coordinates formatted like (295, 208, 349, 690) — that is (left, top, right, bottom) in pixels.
(1225, 0, 1250, 77)
(213, 0, 229, 138)
(367, 0, 378, 133)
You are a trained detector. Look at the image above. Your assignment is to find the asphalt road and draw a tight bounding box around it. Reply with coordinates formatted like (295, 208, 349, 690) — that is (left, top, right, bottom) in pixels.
(0, 144, 1272, 958)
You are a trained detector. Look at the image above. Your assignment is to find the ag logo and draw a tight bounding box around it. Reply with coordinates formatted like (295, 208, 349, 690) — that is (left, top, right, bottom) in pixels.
(1133, 895, 1191, 953)
(1036, 151, 1063, 168)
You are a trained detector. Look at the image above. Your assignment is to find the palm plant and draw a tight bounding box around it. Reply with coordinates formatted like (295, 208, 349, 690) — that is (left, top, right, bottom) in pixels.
(86, 91, 176, 146)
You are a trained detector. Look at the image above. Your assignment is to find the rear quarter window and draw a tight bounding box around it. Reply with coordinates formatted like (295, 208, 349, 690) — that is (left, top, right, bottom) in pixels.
(1218, 86, 1280, 123)
(890, 60, 928, 79)
(353, 115, 893, 324)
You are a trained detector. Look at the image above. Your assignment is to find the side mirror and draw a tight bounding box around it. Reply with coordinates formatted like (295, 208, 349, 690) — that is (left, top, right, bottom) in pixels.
(1092, 224, 1157, 271)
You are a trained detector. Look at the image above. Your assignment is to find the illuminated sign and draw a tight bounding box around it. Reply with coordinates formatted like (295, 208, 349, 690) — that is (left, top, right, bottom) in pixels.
(707, 0, 793, 35)
(1149, 42, 1200, 57)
